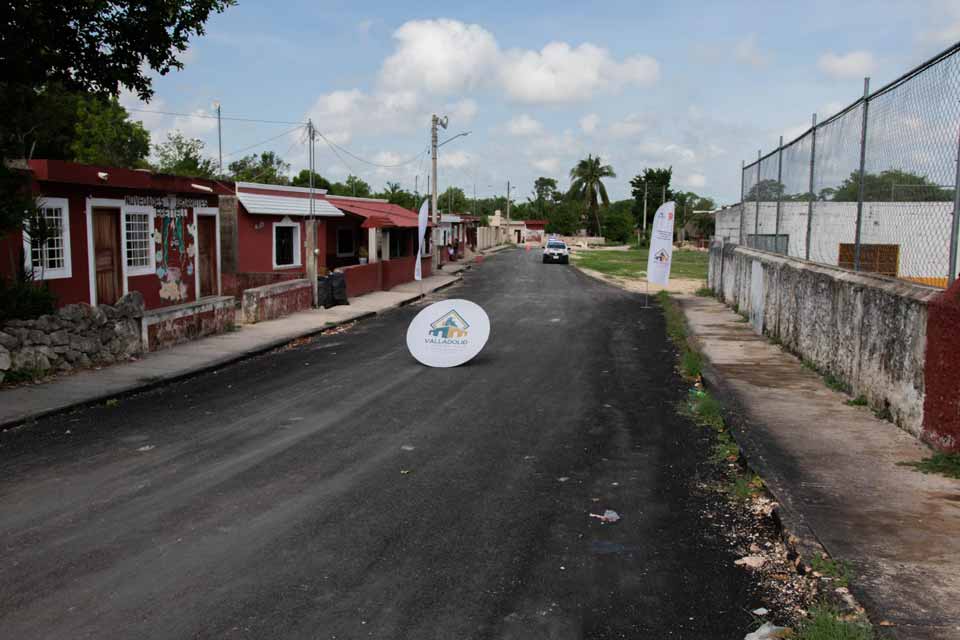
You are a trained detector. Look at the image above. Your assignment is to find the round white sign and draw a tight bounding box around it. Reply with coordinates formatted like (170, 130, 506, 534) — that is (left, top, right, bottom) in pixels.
(406, 298, 491, 368)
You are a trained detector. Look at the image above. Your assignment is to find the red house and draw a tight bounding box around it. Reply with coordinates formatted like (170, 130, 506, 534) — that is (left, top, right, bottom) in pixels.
(1, 160, 228, 310)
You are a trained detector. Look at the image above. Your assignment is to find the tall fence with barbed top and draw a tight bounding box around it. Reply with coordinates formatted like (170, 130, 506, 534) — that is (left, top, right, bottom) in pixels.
(715, 42, 960, 289)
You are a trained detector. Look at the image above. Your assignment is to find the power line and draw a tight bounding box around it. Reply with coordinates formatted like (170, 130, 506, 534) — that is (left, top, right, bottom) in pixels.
(222, 126, 304, 159)
(126, 107, 306, 126)
(316, 131, 428, 169)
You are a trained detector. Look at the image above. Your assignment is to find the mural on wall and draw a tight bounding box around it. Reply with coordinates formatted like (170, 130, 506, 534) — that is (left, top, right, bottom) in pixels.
(149, 198, 200, 303)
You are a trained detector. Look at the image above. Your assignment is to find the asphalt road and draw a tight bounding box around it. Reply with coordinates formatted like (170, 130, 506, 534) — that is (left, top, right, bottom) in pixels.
(0, 248, 756, 639)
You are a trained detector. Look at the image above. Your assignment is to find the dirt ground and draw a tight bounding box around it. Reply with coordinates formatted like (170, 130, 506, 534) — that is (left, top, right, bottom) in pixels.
(575, 265, 706, 295)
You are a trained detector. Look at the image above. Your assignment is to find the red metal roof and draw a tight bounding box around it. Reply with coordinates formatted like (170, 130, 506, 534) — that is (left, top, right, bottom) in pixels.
(327, 196, 429, 228)
(28, 159, 231, 194)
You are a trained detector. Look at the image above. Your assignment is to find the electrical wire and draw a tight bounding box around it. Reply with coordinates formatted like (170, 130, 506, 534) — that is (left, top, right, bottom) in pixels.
(126, 107, 306, 126)
(316, 131, 429, 169)
(222, 126, 304, 159)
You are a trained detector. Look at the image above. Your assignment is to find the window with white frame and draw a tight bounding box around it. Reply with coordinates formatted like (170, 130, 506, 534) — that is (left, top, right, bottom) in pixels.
(125, 211, 152, 273)
(336, 227, 355, 257)
(24, 197, 71, 279)
(273, 220, 300, 268)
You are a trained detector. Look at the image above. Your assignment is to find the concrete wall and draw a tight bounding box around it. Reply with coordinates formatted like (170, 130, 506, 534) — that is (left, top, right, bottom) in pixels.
(709, 242, 941, 440)
(141, 296, 235, 352)
(476, 227, 505, 251)
(241, 279, 312, 324)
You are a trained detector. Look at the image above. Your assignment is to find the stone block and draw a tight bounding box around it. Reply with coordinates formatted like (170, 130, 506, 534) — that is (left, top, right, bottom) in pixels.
(0, 346, 9, 371)
(49, 330, 69, 346)
(0, 331, 18, 350)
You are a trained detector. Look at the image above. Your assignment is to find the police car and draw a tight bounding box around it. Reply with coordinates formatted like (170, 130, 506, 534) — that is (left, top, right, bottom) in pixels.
(542, 239, 570, 264)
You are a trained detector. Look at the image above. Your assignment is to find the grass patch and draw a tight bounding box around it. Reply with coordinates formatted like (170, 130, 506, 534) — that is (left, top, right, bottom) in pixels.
(845, 396, 868, 407)
(729, 473, 765, 501)
(810, 554, 852, 587)
(681, 349, 703, 379)
(796, 605, 873, 640)
(822, 373, 850, 394)
(898, 452, 960, 479)
(695, 286, 714, 297)
(2, 367, 47, 385)
(711, 430, 740, 464)
(574, 247, 709, 280)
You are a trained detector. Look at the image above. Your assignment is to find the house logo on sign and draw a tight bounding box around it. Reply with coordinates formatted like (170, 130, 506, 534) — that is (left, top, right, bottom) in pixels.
(653, 248, 670, 264)
(428, 310, 469, 341)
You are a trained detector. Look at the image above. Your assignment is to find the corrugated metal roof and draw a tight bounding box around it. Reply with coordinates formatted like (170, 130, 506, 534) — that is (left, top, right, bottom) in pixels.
(237, 192, 343, 217)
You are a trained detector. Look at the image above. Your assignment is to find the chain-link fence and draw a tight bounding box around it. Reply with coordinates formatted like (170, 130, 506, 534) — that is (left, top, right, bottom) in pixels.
(719, 42, 960, 288)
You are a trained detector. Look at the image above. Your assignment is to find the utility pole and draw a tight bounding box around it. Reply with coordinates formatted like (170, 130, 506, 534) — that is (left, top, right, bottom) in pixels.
(642, 181, 648, 241)
(431, 114, 447, 268)
(214, 102, 223, 177)
(506, 180, 512, 242)
(306, 119, 318, 307)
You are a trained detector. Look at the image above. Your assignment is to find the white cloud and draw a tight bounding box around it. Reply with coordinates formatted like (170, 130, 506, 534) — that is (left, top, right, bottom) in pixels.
(580, 113, 599, 134)
(531, 157, 560, 173)
(377, 19, 659, 105)
(680, 173, 707, 189)
(609, 113, 652, 137)
(818, 51, 876, 79)
(501, 42, 658, 104)
(305, 88, 423, 145)
(734, 34, 768, 68)
(172, 109, 217, 138)
(506, 114, 543, 136)
(447, 98, 478, 123)
(380, 19, 500, 94)
(438, 150, 471, 169)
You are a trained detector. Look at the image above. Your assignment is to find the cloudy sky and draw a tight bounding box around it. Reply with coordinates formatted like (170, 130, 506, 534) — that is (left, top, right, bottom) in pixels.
(121, 0, 960, 205)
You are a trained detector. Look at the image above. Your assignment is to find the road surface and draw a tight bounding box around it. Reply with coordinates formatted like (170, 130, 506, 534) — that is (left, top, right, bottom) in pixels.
(0, 248, 756, 639)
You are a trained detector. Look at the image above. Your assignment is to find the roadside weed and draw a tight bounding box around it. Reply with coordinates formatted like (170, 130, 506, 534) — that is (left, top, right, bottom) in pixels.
(796, 604, 874, 640)
(898, 453, 960, 480)
(845, 396, 868, 407)
(810, 554, 851, 587)
(695, 286, 714, 297)
(681, 349, 703, 379)
(729, 473, 764, 501)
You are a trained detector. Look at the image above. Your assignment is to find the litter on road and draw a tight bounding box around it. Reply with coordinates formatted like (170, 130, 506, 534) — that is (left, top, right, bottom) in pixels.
(735, 556, 766, 570)
(743, 622, 791, 639)
(589, 510, 621, 524)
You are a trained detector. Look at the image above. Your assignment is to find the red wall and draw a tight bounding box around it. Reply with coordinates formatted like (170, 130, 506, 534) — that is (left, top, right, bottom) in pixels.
(0, 183, 218, 311)
(325, 216, 364, 270)
(922, 279, 960, 452)
(236, 207, 306, 275)
(342, 262, 381, 298)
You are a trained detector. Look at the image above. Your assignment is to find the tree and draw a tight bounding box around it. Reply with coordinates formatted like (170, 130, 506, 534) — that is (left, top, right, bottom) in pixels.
(155, 132, 217, 178)
(568, 155, 616, 235)
(827, 169, 953, 202)
(630, 167, 674, 232)
(438, 186, 467, 213)
(545, 200, 582, 236)
(228, 152, 290, 184)
(70, 97, 151, 168)
(744, 179, 785, 202)
(375, 182, 417, 210)
(327, 175, 372, 197)
(530, 177, 560, 216)
(603, 204, 635, 243)
(3, 1, 234, 102)
(290, 169, 332, 190)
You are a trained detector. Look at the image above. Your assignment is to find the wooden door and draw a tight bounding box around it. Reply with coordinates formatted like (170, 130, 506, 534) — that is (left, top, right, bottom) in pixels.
(93, 208, 121, 305)
(197, 215, 217, 297)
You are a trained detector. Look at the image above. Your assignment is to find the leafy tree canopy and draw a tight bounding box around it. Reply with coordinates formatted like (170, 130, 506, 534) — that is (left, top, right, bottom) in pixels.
(290, 169, 332, 191)
(826, 169, 953, 202)
(228, 151, 290, 185)
(327, 175, 372, 198)
(630, 167, 674, 229)
(71, 97, 151, 168)
(155, 132, 216, 179)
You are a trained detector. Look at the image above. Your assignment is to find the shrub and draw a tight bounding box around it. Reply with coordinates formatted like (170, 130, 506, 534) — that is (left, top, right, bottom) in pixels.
(0, 275, 57, 324)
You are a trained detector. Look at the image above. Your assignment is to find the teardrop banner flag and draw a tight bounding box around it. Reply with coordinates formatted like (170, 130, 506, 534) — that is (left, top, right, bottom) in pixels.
(646, 201, 676, 286)
(414, 198, 429, 281)
(406, 299, 490, 367)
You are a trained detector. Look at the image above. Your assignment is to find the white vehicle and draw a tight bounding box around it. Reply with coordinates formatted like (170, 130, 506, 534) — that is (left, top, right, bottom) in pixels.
(542, 239, 569, 264)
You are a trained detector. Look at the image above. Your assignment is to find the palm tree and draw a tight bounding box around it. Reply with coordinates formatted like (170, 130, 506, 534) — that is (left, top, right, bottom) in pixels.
(568, 155, 616, 236)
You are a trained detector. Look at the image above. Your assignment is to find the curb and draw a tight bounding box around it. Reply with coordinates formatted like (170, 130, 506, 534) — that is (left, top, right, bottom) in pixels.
(1, 274, 464, 433)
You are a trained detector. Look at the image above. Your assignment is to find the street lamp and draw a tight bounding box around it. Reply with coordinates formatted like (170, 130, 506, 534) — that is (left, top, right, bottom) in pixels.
(438, 131, 472, 147)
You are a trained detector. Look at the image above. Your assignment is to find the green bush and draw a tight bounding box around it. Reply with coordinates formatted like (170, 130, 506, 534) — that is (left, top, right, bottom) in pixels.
(0, 276, 57, 324)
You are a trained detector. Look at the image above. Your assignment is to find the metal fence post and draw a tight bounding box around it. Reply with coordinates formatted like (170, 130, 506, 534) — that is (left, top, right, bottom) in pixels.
(805, 113, 817, 261)
(950, 124, 960, 286)
(740, 159, 745, 245)
(755, 149, 761, 248)
(853, 77, 871, 271)
(775, 135, 784, 253)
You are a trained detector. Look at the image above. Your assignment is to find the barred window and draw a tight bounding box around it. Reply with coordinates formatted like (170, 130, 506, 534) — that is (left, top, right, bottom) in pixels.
(125, 212, 151, 269)
(30, 206, 66, 272)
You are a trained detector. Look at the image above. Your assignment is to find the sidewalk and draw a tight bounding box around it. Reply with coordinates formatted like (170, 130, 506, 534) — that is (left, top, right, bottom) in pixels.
(0, 268, 466, 430)
(680, 295, 960, 640)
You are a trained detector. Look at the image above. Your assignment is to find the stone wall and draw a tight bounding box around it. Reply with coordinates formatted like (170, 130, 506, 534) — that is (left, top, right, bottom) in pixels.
(241, 279, 312, 324)
(142, 296, 236, 352)
(709, 242, 940, 440)
(0, 293, 144, 383)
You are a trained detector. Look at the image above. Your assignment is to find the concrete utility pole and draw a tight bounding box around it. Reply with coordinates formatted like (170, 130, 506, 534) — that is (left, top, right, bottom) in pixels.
(305, 119, 318, 307)
(214, 102, 223, 177)
(506, 180, 512, 242)
(431, 114, 447, 268)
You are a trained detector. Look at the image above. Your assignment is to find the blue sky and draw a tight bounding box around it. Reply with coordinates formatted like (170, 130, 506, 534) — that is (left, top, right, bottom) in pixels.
(121, 0, 960, 205)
